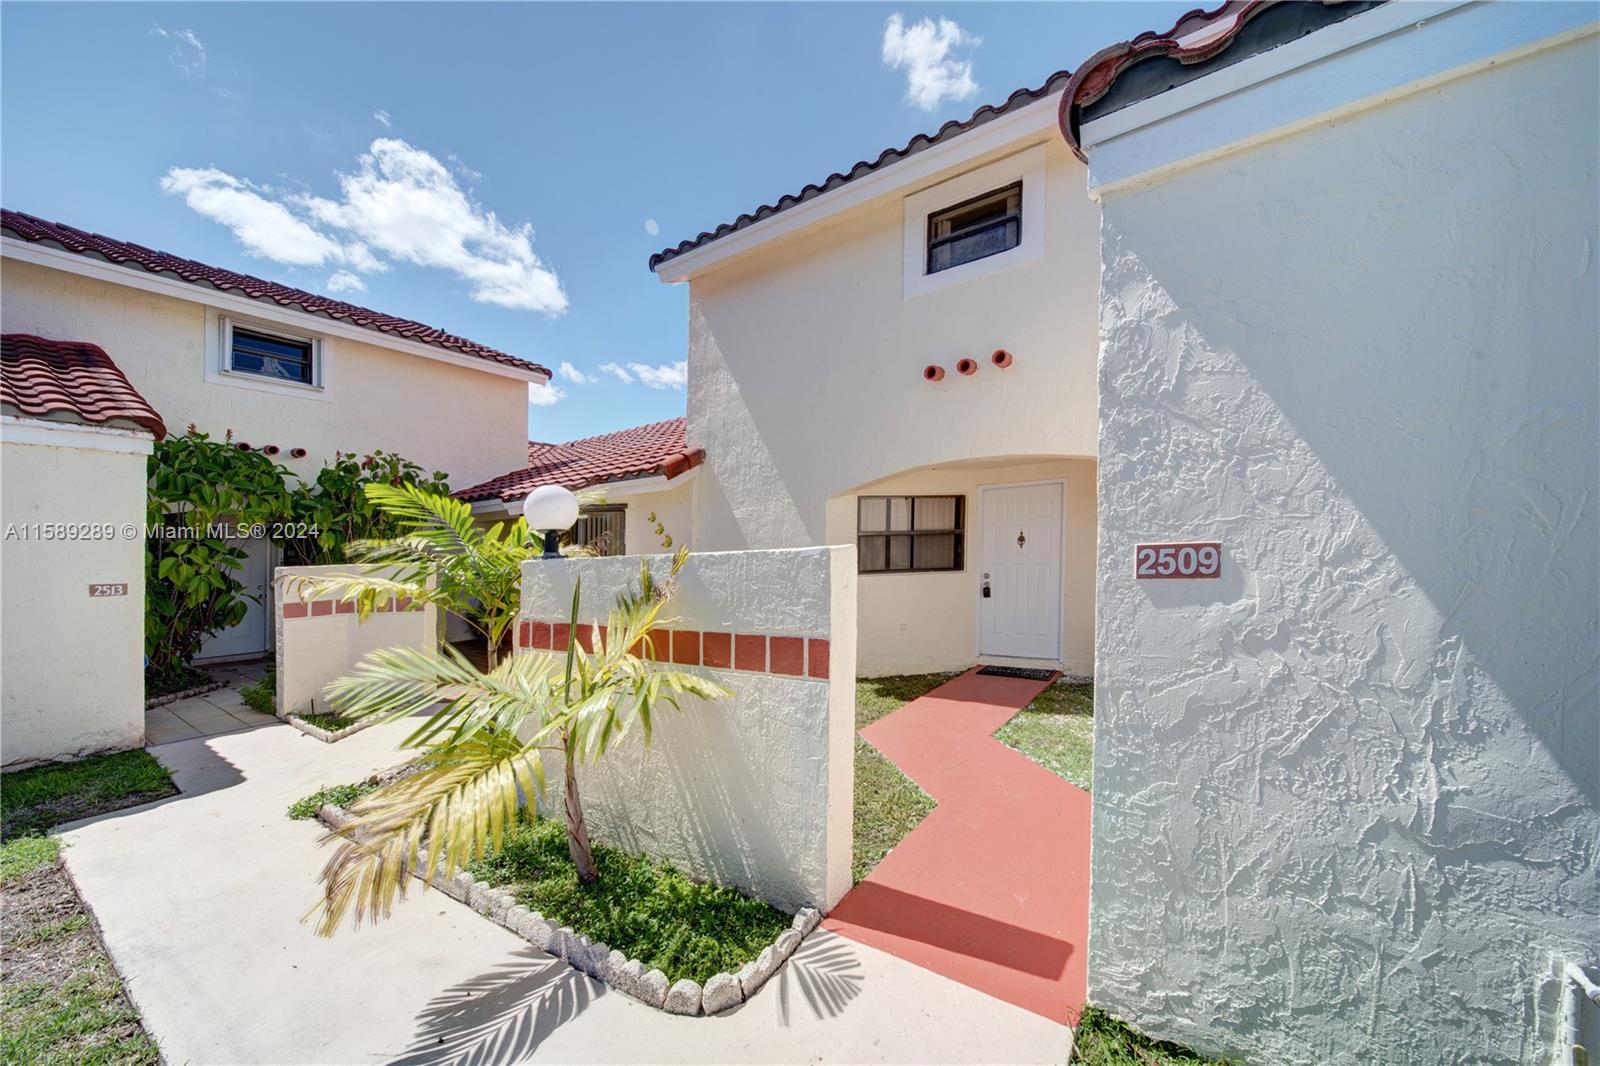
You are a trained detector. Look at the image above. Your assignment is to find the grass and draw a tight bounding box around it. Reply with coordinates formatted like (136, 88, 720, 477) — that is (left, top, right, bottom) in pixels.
(2, 831, 160, 1064)
(1, 751, 177, 841)
(286, 782, 379, 821)
(293, 710, 358, 733)
(852, 673, 950, 882)
(1072, 1007, 1232, 1065)
(239, 671, 275, 716)
(994, 682, 1095, 791)
(467, 819, 790, 985)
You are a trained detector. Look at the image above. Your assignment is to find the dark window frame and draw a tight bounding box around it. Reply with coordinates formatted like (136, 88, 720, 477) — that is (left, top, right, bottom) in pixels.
(566, 504, 626, 557)
(857, 495, 965, 574)
(228, 323, 317, 386)
(926, 181, 1022, 276)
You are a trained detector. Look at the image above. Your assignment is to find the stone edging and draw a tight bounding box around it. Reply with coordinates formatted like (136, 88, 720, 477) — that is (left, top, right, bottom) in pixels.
(315, 804, 821, 1015)
(283, 714, 381, 744)
(145, 675, 224, 709)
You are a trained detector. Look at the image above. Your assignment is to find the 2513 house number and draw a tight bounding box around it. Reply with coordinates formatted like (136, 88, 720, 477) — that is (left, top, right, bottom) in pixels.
(1135, 543, 1221, 579)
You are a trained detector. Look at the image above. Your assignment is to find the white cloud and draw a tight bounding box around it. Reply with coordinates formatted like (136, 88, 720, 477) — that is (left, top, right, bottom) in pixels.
(881, 13, 979, 111)
(643, 218, 660, 236)
(325, 270, 366, 294)
(557, 361, 592, 385)
(152, 26, 207, 78)
(597, 362, 634, 385)
(627, 360, 688, 390)
(302, 139, 567, 314)
(373, 109, 391, 128)
(162, 138, 566, 316)
(528, 381, 566, 407)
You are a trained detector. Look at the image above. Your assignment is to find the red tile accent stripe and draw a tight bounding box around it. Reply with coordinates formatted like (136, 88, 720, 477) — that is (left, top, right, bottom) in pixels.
(511, 623, 830, 680)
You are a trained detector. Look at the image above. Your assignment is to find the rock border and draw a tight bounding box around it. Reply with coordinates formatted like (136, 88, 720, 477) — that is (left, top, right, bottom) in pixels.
(145, 675, 224, 709)
(316, 803, 821, 1015)
(283, 714, 380, 744)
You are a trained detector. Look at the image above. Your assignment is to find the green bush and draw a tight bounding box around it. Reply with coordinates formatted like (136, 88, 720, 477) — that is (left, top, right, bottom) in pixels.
(239, 671, 275, 716)
(280, 450, 449, 566)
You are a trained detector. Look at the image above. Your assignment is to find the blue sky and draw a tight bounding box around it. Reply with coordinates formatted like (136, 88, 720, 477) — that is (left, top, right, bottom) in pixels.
(2, 2, 1191, 444)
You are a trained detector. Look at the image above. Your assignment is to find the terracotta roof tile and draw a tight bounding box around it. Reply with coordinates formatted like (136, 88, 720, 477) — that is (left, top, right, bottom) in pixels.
(456, 417, 704, 503)
(648, 70, 1074, 272)
(1, 209, 549, 379)
(2, 334, 167, 439)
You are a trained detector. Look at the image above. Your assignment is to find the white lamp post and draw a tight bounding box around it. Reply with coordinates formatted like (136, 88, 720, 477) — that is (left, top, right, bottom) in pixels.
(522, 485, 580, 559)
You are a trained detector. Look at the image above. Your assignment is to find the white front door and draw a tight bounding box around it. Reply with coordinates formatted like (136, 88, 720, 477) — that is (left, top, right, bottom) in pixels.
(196, 536, 272, 662)
(979, 482, 1063, 660)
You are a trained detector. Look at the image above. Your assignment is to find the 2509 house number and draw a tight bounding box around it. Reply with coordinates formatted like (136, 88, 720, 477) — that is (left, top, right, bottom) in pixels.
(1135, 543, 1221, 579)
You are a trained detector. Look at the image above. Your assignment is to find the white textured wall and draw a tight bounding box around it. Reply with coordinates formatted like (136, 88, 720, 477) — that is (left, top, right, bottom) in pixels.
(1, 434, 147, 765)
(273, 566, 437, 719)
(685, 135, 1100, 552)
(821, 457, 1096, 676)
(1088, 36, 1598, 1066)
(1, 261, 529, 488)
(518, 547, 856, 912)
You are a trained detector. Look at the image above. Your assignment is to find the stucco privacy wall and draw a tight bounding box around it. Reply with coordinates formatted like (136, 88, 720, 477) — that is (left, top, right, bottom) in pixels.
(685, 134, 1100, 553)
(0, 261, 528, 488)
(822, 458, 1096, 676)
(1085, 27, 1599, 1066)
(272, 566, 437, 719)
(517, 547, 856, 912)
(1, 424, 148, 766)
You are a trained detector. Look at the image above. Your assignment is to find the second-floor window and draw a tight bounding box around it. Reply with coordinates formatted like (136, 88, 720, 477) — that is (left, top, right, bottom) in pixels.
(927, 182, 1021, 275)
(229, 324, 317, 386)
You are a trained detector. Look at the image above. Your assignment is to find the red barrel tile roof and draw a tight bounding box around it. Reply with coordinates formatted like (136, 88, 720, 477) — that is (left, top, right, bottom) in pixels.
(2, 334, 167, 439)
(456, 417, 704, 502)
(1, 209, 549, 379)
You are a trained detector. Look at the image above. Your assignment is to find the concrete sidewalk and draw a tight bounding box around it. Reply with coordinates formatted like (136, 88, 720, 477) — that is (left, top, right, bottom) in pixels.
(59, 717, 1069, 1064)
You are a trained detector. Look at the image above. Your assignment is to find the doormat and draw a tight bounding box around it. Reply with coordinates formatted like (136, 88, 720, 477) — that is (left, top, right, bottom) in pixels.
(975, 665, 1057, 682)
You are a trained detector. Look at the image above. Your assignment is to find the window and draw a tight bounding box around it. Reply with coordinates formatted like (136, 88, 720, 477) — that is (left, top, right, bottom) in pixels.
(228, 324, 317, 386)
(926, 182, 1021, 275)
(567, 506, 626, 557)
(858, 495, 964, 573)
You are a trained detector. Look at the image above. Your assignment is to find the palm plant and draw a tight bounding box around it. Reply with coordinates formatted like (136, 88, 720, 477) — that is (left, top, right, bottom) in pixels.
(285, 481, 561, 669)
(308, 548, 729, 936)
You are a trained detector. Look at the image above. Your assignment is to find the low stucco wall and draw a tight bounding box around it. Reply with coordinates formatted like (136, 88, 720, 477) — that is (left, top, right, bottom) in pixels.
(517, 546, 856, 912)
(273, 566, 437, 719)
(1, 428, 148, 766)
(1087, 32, 1599, 1066)
(823, 458, 1096, 676)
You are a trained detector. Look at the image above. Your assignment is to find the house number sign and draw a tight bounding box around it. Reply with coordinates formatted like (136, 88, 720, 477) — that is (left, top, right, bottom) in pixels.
(88, 583, 129, 597)
(1135, 543, 1221, 580)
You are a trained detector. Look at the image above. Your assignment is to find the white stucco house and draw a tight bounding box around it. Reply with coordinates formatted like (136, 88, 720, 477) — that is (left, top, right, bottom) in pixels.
(646, 73, 1102, 679)
(1, 209, 551, 763)
(1060, 2, 1598, 1064)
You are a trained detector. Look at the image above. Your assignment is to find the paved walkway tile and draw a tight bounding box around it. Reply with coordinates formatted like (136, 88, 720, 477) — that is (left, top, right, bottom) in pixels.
(60, 715, 1070, 1064)
(825, 668, 1092, 1024)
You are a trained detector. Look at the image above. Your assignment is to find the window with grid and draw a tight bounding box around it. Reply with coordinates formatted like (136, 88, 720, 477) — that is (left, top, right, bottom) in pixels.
(566, 506, 626, 557)
(926, 182, 1021, 275)
(228, 324, 317, 385)
(858, 495, 964, 573)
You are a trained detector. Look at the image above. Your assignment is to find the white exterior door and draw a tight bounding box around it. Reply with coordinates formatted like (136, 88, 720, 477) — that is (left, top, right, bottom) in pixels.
(196, 536, 272, 662)
(979, 482, 1063, 660)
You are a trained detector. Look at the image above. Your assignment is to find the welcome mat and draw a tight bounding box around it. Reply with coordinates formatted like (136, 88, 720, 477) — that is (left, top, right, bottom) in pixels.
(975, 665, 1057, 682)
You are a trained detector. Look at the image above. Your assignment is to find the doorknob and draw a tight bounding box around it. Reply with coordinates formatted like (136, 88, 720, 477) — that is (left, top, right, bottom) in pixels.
(1017, 529, 1027, 548)
(981, 572, 991, 599)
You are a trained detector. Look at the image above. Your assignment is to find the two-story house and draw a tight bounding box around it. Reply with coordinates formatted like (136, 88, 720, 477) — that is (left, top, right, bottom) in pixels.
(647, 73, 1101, 678)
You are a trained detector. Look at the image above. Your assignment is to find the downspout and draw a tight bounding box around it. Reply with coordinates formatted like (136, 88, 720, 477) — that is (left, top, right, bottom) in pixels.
(1559, 961, 1600, 1066)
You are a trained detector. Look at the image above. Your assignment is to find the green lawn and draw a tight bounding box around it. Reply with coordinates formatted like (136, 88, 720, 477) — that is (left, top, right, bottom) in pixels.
(1072, 1007, 1233, 1065)
(852, 674, 950, 882)
(994, 682, 1095, 791)
(1, 838, 160, 1065)
(1, 750, 176, 841)
(467, 819, 791, 985)
(286, 782, 379, 821)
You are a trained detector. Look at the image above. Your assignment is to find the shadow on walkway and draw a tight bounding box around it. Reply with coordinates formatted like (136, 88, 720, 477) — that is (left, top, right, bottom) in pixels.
(390, 947, 599, 1066)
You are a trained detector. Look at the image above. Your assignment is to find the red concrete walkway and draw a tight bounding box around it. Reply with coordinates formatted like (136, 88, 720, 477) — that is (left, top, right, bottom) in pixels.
(825, 668, 1092, 1023)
